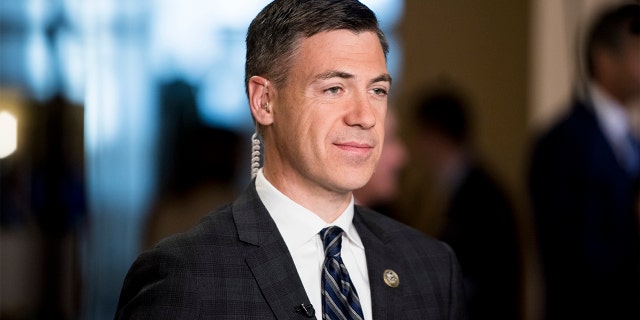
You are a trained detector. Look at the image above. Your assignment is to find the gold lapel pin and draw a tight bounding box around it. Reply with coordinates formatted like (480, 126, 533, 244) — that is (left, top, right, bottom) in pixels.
(383, 269, 399, 288)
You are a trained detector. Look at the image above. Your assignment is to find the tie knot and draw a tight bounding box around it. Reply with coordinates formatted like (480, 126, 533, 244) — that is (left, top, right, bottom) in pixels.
(320, 226, 344, 258)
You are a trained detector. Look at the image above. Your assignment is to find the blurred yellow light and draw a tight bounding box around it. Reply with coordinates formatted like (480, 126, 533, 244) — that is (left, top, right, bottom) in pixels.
(0, 111, 17, 158)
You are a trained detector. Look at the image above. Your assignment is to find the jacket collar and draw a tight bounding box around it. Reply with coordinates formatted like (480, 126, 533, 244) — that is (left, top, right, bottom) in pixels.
(233, 181, 315, 319)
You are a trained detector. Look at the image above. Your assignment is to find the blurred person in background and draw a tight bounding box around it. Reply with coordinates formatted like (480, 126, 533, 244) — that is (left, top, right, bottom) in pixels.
(410, 86, 521, 320)
(528, 3, 640, 319)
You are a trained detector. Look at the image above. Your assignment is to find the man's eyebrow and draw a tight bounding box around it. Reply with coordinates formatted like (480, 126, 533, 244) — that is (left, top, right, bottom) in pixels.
(312, 71, 393, 85)
(370, 74, 392, 85)
(313, 70, 354, 81)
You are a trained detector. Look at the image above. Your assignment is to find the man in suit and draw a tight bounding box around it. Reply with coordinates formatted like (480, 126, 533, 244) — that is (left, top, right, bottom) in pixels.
(412, 87, 521, 320)
(529, 3, 640, 320)
(115, 0, 466, 319)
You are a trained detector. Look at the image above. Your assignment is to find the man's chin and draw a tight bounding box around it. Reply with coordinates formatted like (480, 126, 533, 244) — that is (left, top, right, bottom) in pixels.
(341, 176, 375, 193)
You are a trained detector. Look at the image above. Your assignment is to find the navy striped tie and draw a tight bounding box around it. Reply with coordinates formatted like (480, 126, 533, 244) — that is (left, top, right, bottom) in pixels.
(320, 226, 364, 320)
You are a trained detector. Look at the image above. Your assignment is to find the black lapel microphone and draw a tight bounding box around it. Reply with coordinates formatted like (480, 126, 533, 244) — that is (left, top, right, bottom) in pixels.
(295, 303, 315, 318)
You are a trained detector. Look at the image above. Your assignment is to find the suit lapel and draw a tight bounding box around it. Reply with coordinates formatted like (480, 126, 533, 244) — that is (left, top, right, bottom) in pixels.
(577, 101, 633, 180)
(233, 183, 315, 320)
(353, 207, 407, 319)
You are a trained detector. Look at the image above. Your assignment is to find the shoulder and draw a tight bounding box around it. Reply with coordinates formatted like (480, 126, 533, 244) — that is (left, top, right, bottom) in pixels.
(455, 165, 513, 210)
(154, 203, 237, 250)
(355, 206, 466, 318)
(355, 206, 454, 257)
(530, 102, 600, 170)
(139, 201, 264, 274)
(126, 203, 243, 281)
(124, 202, 240, 276)
(115, 203, 246, 318)
(535, 101, 599, 150)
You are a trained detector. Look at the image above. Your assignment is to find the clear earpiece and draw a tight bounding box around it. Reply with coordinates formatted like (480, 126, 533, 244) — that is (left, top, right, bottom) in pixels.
(251, 132, 261, 179)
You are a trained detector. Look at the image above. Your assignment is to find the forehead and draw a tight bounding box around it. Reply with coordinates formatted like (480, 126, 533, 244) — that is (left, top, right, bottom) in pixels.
(292, 29, 388, 77)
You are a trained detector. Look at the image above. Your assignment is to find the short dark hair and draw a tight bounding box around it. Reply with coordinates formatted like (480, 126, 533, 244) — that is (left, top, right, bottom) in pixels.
(586, 2, 640, 78)
(414, 88, 471, 145)
(245, 0, 389, 96)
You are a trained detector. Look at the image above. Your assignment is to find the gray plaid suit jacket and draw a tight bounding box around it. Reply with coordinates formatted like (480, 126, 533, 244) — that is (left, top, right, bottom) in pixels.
(115, 182, 466, 319)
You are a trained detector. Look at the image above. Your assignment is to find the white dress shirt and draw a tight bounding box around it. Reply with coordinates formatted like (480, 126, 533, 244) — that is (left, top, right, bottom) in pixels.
(255, 169, 372, 320)
(590, 82, 635, 170)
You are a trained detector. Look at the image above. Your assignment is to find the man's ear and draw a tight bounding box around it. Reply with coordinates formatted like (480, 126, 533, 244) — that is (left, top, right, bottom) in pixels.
(248, 76, 274, 126)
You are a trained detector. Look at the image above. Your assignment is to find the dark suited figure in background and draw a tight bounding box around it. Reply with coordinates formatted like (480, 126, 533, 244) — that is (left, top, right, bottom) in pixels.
(412, 88, 521, 320)
(115, 0, 466, 319)
(143, 79, 242, 249)
(529, 3, 640, 320)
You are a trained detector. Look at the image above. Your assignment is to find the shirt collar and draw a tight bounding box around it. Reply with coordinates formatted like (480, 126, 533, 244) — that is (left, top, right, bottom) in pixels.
(590, 82, 631, 140)
(255, 169, 363, 252)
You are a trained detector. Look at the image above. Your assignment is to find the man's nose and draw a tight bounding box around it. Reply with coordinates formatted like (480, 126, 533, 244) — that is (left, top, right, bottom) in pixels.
(344, 92, 376, 129)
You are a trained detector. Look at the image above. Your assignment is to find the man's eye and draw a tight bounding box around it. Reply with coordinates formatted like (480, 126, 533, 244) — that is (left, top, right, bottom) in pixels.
(325, 87, 341, 94)
(372, 88, 388, 96)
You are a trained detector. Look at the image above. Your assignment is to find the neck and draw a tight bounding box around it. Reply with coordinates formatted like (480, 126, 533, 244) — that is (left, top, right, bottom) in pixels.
(595, 80, 638, 110)
(262, 167, 353, 223)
